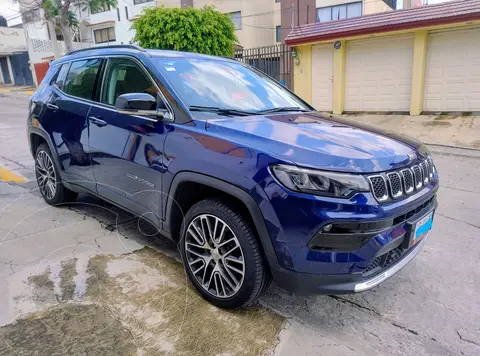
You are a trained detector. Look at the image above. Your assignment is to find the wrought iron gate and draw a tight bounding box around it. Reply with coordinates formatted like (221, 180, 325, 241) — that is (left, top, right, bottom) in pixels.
(234, 44, 293, 90)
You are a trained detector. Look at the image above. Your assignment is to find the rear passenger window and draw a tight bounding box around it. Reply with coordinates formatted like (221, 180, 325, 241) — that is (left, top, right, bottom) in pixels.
(64, 59, 102, 100)
(54, 63, 70, 89)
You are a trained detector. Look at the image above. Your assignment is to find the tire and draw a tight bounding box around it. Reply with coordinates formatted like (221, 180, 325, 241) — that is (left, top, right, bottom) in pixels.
(35, 143, 78, 205)
(180, 198, 270, 309)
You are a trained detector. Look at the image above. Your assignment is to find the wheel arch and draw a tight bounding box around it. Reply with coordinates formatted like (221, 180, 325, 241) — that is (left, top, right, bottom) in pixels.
(28, 126, 64, 173)
(164, 172, 279, 271)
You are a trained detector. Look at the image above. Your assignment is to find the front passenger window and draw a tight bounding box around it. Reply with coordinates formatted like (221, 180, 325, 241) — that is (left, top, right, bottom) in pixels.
(101, 58, 158, 106)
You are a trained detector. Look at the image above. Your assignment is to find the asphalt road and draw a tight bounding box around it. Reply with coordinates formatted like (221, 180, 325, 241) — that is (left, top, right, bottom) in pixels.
(0, 92, 479, 355)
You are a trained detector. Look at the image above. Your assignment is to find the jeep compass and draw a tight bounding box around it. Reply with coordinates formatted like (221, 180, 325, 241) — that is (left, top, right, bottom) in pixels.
(27, 45, 438, 308)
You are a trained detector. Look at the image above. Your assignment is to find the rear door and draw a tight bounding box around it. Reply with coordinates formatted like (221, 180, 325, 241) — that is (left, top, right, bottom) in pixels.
(88, 56, 170, 225)
(42, 58, 103, 192)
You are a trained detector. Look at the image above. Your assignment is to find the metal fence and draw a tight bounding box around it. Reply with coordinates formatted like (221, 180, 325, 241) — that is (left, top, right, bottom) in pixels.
(234, 44, 293, 90)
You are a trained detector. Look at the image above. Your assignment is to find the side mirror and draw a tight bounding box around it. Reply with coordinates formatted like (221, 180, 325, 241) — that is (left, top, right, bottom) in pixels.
(115, 93, 171, 120)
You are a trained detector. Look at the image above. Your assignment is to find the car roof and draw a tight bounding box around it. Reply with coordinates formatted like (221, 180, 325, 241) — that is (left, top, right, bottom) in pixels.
(51, 45, 237, 66)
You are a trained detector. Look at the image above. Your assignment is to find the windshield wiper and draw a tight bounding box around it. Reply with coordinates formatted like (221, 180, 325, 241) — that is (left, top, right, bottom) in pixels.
(255, 107, 310, 114)
(189, 106, 255, 117)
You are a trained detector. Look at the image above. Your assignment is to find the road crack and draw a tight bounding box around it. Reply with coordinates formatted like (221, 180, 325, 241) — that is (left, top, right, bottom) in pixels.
(436, 213, 480, 230)
(328, 295, 381, 316)
(457, 330, 480, 347)
(391, 322, 419, 336)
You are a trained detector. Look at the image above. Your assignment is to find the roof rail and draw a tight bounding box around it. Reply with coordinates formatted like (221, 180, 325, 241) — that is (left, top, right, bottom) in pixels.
(66, 44, 146, 56)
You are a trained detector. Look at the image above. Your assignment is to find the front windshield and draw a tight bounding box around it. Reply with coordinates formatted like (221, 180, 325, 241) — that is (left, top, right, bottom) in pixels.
(152, 56, 310, 113)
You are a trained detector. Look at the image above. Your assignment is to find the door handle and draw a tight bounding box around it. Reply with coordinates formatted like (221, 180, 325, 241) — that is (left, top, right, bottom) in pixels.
(46, 103, 59, 111)
(89, 116, 107, 127)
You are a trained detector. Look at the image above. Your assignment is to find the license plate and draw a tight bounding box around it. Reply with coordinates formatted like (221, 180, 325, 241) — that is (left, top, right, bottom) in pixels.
(412, 212, 433, 246)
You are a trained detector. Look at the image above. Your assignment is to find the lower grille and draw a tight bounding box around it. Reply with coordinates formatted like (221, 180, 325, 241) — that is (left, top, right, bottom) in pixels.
(363, 246, 406, 277)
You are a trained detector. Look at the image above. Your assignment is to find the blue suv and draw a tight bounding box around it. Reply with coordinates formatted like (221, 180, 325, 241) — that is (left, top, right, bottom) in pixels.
(28, 45, 438, 308)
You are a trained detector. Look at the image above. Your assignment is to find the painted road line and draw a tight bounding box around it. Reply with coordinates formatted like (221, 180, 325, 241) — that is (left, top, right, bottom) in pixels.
(0, 167, 27, 183)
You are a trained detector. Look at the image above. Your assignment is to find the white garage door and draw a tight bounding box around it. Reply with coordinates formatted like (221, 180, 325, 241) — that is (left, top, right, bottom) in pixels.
(424, 28, 480, 112)
(345, 35, 414, 111)
(311, 44, 333, 111)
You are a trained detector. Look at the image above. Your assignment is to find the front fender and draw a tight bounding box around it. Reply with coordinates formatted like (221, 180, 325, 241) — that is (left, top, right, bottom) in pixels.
(164, 171, 281, 272)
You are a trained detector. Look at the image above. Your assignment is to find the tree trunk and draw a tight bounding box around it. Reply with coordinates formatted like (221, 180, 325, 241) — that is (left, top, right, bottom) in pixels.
(59, 12, 74, 53)
(57, 0, 74, 53)
(47, 20, 61, 59)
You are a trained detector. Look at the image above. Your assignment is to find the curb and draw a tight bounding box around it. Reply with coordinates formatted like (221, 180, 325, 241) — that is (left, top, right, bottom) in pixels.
(0, 89, 35, 95)
(426, 143, 480, 159)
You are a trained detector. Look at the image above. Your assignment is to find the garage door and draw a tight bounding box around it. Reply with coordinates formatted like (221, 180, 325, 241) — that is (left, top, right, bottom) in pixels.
(311, 44, 333, 111)
(424, 28, 480, 112)
(345, 35, 414, 111)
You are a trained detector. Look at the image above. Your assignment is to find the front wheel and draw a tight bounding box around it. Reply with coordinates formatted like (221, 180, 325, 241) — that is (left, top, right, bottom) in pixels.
(180, 199, 270, 309)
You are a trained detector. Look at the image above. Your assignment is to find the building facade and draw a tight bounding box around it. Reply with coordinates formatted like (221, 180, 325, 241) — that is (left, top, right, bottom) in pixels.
(286, 0, 480, 114)
(0, 25, 34, 86)
(19, 0, 396, 50)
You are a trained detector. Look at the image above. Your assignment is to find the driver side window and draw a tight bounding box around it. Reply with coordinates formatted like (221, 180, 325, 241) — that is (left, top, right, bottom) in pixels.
(101, 57, 158, 106)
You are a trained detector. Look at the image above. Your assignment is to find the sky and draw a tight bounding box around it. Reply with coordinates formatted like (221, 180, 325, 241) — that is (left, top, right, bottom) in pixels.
(0, 0, 454, 27)
(0, 0, 21, 26)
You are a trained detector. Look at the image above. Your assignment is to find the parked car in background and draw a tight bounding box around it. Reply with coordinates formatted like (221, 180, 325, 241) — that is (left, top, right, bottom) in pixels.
(27, 45, 438, 308)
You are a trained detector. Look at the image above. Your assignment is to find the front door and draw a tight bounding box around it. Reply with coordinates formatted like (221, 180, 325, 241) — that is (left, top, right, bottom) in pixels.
(88, 57, 169, 225)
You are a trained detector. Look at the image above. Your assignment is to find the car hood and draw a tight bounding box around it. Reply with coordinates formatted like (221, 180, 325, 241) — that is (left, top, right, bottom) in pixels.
(204, 112, 426, 173)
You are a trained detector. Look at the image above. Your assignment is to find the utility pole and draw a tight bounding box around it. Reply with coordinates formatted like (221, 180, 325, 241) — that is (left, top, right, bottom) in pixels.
(47, 20, 61, 59)
(291, 3, 294, 31)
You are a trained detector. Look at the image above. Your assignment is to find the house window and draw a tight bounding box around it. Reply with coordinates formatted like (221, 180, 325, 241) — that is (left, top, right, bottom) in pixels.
(134, 0, 154, 4)
(276, 26, 281, 43)
(383, 0, 397, 9)
(94, 27, 116, 44)
(92, 3, 110, 14)
(275, 0, 280, 3)
(228, 11, 242, 30)
(316, 2, 362, 23)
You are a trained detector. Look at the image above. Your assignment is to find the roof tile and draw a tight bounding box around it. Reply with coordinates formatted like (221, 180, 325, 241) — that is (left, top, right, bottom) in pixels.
(285, 0, 480, 45)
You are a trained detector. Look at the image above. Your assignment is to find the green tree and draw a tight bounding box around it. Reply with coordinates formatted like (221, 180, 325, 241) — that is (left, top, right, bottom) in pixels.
(28, 0, 117, 52)
(132, 6, 237, 57)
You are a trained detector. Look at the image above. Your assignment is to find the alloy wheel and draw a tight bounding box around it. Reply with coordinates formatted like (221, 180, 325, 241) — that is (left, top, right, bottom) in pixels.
(184, 214, 245, 298)
(36, 150, 57, 200)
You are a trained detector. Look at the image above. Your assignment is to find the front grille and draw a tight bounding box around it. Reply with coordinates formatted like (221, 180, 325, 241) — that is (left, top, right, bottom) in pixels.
(367, 157, 435, 203)
(400, 169, 414, 194)
(386, 172, 402, 198)
(368, 176, 388, 201)
(426, 156, 435, 179)
(363, 246, 405, 277)
(412, 165, 423, 189)
(420, 161, 429, 184)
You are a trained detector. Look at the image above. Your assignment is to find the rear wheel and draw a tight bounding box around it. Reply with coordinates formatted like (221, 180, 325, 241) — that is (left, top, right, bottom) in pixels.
(180, 198, 269, 309)
(35, 143, 78, 205)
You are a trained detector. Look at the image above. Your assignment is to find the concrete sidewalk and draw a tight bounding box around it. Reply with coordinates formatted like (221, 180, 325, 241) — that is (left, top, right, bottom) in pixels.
(341, 113, 480, 150)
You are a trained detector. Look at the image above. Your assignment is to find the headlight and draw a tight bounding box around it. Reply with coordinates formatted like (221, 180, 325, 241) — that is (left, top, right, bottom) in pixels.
(271, 164, 370, 198)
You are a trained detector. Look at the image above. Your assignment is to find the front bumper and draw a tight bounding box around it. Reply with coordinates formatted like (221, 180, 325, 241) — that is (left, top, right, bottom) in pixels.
(271, 232, 429, 294)
(253, 173, 439, 295)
